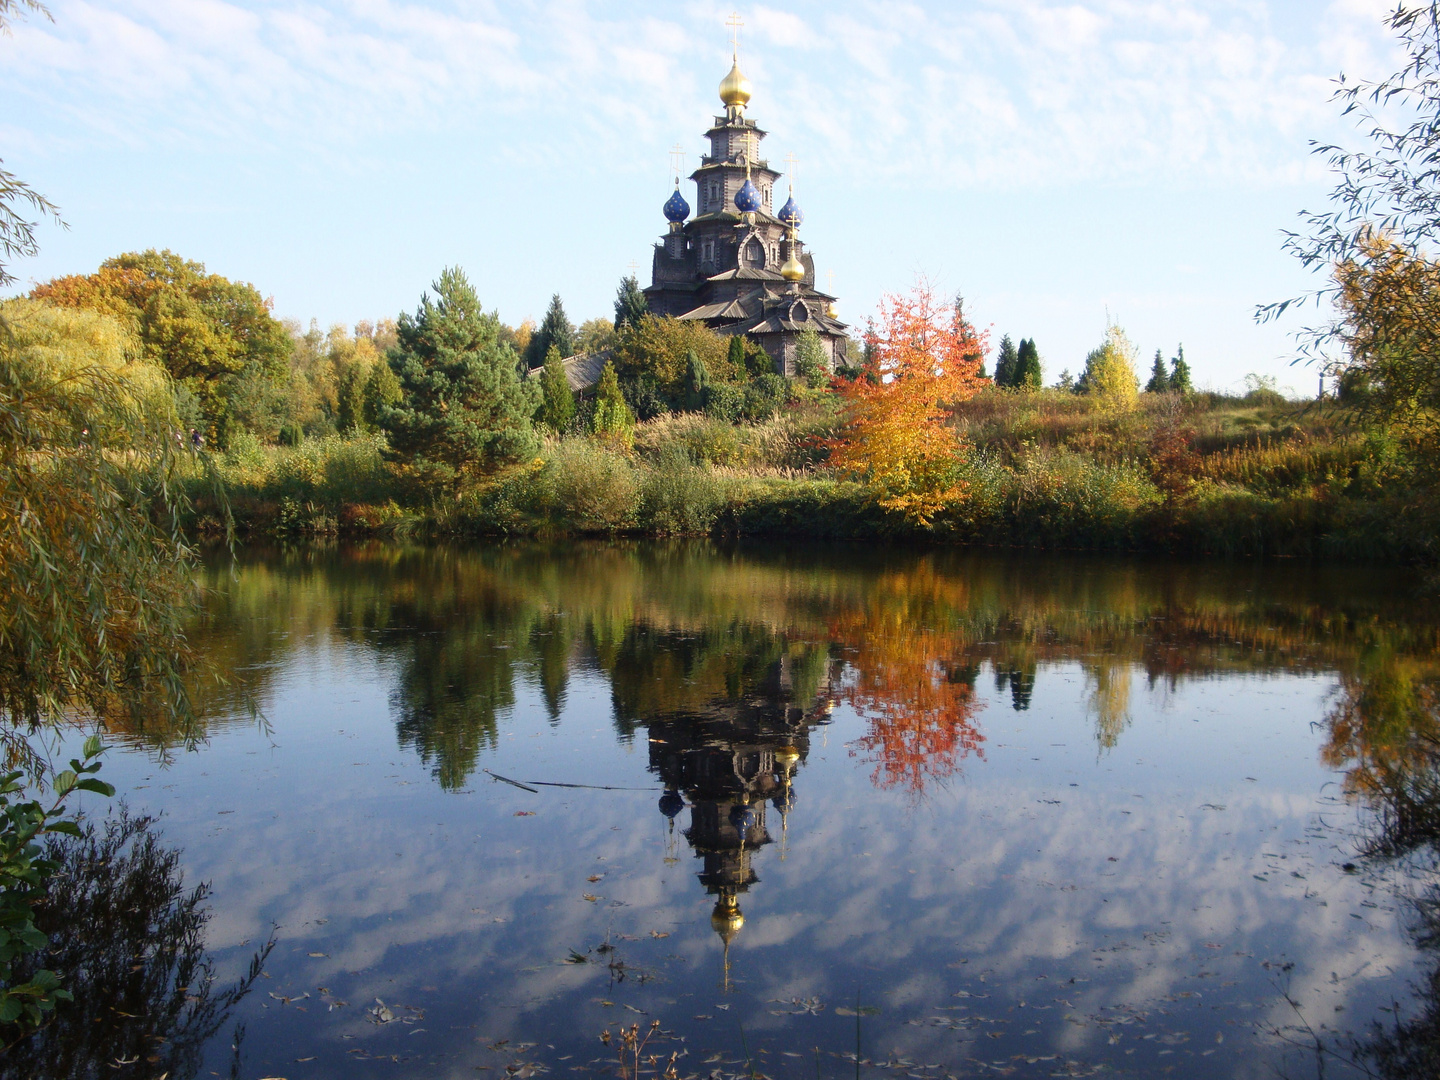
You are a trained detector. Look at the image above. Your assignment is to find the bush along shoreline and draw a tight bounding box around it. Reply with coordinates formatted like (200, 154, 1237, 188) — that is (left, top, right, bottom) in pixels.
(182, 391, 1438, 564)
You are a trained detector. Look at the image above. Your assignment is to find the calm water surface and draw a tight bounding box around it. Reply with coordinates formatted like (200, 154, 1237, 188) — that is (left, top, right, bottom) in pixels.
(19, 543, 1440, 1079)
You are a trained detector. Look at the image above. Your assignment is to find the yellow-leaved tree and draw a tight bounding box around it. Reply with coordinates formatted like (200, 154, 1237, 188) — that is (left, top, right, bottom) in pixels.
(1078, 323, 1141, 410)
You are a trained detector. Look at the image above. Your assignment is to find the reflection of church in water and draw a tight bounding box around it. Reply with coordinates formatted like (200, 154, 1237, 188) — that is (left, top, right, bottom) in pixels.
(642, 651, 838, 987)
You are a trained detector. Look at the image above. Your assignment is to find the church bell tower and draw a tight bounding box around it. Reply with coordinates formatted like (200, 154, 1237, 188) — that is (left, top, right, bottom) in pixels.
(643, 20, 847, 375)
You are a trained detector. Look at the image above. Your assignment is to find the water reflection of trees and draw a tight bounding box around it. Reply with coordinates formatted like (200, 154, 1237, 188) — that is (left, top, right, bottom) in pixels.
(0, 810, 271, 1080)
(137, 543, 1440, 794)
(1318, 654, 1440, 1076)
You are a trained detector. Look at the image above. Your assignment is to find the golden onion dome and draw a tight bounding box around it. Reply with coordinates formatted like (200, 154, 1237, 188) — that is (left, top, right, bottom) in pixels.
(781, 249, 805, 282)
(774, 746, 800, 770)
(719, 57, 753, 108)
(711, 896, 745, 942)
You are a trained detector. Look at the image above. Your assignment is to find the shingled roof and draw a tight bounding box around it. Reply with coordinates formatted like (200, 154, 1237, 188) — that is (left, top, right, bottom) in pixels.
(526, 350, 610, 392)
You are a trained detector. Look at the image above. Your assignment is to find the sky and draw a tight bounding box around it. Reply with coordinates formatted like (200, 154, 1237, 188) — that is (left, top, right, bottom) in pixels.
(0, 0, 1409, 393)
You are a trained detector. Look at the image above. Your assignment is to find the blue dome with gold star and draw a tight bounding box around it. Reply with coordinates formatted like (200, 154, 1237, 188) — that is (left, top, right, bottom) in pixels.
(734, 178, 762, 214)
(778, 193, 803, 228)
(663, 185, 690, 223)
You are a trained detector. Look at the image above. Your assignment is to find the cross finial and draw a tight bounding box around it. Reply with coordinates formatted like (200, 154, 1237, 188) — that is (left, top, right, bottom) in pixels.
(784, 152, 799, 190)
(826, 270, 835, 294)
(726, 11, 743, 55)
(627, 259, 640, 278)
(669, 143, 685, 184)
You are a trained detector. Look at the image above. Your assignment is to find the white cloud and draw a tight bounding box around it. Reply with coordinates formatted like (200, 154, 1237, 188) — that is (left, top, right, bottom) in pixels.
(1, 0, 1403, 189)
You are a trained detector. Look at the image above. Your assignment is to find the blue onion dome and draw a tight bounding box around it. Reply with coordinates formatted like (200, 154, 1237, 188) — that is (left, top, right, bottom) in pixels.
(729, 802, 757, 835)
(778, 193, 803, 228)
(734, 178, 762, 214)
(659, 790, 685, 819)
(663, 184, 690, 223)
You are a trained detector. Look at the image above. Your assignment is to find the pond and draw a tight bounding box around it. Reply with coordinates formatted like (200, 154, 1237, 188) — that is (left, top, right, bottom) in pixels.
(13, 542, 1440, 1080)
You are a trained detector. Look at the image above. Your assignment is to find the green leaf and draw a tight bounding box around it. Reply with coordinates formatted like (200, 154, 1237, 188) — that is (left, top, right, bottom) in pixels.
(81, 734, 104, 759)
(0, 996, 22, 1024)
(74, 778, 114, 797)
(45, 821, 81, 837)
(50, 771, 76, 798)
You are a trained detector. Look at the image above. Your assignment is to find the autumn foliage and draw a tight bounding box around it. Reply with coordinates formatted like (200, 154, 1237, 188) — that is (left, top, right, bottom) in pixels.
(829, 281, 987, 524)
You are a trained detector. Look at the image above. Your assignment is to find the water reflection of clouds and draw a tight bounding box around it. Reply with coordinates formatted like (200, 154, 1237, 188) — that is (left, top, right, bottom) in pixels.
(137, 692, 1414, 1074)
(84, 547, 1440, 1076)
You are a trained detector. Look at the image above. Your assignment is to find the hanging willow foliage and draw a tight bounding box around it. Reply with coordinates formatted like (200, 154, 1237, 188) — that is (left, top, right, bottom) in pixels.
(0, 299, 215, 765)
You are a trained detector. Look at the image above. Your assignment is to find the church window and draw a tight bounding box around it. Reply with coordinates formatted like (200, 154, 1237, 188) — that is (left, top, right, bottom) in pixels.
(744, 238, 765, 268)
(701, 238, 715, 264)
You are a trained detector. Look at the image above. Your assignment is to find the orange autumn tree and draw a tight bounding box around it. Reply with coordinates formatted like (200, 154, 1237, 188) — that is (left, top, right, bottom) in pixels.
(828, 575, 987, 797)
(829, 281, 987, 524)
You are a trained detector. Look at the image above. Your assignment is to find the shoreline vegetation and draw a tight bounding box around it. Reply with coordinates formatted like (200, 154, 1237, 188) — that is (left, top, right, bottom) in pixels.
(189, 387, 1430, 563)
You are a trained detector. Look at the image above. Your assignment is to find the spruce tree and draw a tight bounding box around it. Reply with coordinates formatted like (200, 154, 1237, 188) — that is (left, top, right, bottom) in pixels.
(613, 275, 648, 334)
(1015, 338, 1043, 389)
(538, 345, 576, 432)
(726, 333, 747, 376)
(613, 274, 649, 332)
(524, 294, 576, 370)
(994, 334, 1018, 387)
(1168, 345, 1193, 394)
(1145, 348, 1170, 393)
(683, 349, 710, 411)
(379, 267, 539, 481)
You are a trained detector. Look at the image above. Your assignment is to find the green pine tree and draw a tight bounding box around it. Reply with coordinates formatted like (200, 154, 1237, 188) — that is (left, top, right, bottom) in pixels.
(994, 334, 1018, 387)
(538, 345, 576, 432)
(1144, 348, 1170, 393)
(1168, 345, 1193, 394)
(592, 360, 635, 444)
(524, 294, 576, 369)
(683, 349, 709, 412)
(1015, 338, 1043, 390)
(613, 274, 649, 331)
(379, 267, 540, 482)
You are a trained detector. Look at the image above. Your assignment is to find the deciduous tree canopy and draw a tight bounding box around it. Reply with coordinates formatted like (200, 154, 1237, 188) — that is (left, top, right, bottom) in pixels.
(31, 250, 290, 441)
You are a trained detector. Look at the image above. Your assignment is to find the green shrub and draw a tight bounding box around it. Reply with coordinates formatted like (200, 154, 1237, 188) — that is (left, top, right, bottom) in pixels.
(638, 447, 728, 534)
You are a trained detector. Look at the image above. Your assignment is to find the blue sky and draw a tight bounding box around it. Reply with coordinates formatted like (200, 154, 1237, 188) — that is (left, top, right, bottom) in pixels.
(0, 0, 1405, 392)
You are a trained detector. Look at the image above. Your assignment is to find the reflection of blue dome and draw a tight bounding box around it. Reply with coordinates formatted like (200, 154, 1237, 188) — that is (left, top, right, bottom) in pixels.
(659, 790, 684, 819)
(734, 178, 761, 214)
(778, 194, 803, 228)
(771, 787, 796, 813)
(729, 802, 757, 835)
(663, 186, 690, 223)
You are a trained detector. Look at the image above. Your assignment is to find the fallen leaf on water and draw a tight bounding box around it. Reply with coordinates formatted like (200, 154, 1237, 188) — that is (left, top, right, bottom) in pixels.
(587, 875, 604, 883)
(514, 811, 535, 817)
(649, 931, 670, 939)
(307, 952, 327, 958)
(582, 894, 600, 902)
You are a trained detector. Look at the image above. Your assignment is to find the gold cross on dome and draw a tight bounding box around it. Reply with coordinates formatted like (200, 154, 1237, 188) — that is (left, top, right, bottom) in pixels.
(628, 260, 640, 277)
(669, 144, 685, 182)
(726, 11, 743, 54)
(784, 152, 799, 188)
(826, 270, 835, 294)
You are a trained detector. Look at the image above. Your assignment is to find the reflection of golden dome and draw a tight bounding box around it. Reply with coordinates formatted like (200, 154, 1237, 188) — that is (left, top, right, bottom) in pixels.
(780, 249, 805, 282)
(711, 896, 744, 942)
(775, 746, 800, 770)
(719, 58, 753, 108)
